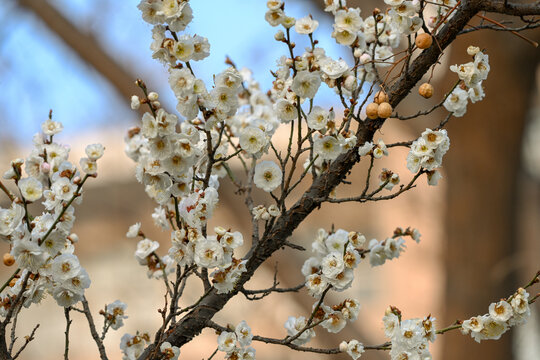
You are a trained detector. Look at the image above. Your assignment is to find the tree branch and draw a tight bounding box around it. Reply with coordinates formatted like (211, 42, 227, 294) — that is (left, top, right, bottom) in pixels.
(483, 1, 540, 16)
(137, 2, 501, 358)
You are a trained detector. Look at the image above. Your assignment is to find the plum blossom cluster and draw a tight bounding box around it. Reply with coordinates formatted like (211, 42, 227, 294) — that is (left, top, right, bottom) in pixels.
(216, 320, 255, 360)
(302, 227, 421, 296)
(302, 229, 365, 296)
(0, 119, 103, 310)
(406, 128, 450, 185)
(444, 47, 490, 117)
(129, 223, 247, 293)
(284, 297, 361, 347)
(382, 308, 436, 360)
(461, 287, 531, 343)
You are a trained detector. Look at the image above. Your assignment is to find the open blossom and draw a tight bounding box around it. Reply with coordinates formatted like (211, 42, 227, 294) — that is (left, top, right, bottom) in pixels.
(134, 239, 159, 264)
(341, 339, 364, 359)
(105, 300, 128, 330)
(284, 316, 315, 345)
(120, 332, 150, 360)
(291, 71, 321, 99)
(18, 177, 43, 202)
(239, 126, 267, 154)
(51, 177, 77, 201)
(307, 106, 331, 130)
(294, 15, 319, 34)
(314, 135, 342, 161)
(126, 223, 141, 238)
(253, 161, 282, 192)
(85, 144, 105, 161)
(320, 57, 349, 80)
(160, 341, 180, 359)
(194, 237, 224, 268)
(235, 320, 253, 347)
(217, 331, 237, 353)
(11, 237, 47, 273)
(334, 8, 363, 32)
(41, 119, 64, 136)
(172, 35, 195, 62)
(274, 99, 298, 122)
(51, 254, 81, 281)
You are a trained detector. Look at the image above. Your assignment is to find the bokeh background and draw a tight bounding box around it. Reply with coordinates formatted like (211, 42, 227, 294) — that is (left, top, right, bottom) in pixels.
(0, 0, 539, 359)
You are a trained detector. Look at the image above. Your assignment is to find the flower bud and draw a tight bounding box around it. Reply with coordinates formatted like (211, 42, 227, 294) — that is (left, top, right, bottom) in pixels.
(339, 341, 348, 352)
(344, 75, 357, 91)
(415, 33, 433, 49)
(274, 30, 285, 41)
(3, 253, 15, 266)
(418, 83, 434, 98)
(366, 103, 379, 119)
(467, 46, 480, 56)
(41, 162, 51, 174)
(374, 90, 388, 104)
(68, 233, 79, 243)
(377, 102, 392, 118)
(130, 95, 140, 110)
(359, 53, 372, 64)
(147, 92, 159, 101)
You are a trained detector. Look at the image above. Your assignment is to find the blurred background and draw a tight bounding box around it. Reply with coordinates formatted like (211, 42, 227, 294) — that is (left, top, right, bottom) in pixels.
(0, 0, 538, 359)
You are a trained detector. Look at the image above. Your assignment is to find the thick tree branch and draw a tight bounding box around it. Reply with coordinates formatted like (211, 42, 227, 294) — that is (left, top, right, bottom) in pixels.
(137, 1, 519, 358)
(483, 1, 540, 16)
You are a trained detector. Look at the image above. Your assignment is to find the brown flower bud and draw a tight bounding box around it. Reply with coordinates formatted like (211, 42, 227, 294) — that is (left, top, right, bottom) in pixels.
(377, 102, 393, 119)
(366, 103, 379, 119)
(3, 253, 14, 266)
(374, 90, 389, 104)
(415, 33, 433, 50)
(419, 83, 434, 98)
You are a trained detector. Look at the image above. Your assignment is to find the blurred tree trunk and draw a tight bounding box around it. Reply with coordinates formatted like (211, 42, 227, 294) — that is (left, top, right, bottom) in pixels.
(441, 24, 539, 360)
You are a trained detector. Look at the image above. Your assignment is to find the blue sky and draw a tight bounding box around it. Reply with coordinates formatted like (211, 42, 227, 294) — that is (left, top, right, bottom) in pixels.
(0, 0, 352, 142)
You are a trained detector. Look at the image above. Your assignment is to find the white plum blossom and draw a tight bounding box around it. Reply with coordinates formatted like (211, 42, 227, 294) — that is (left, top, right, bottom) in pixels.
(291, 71, 321, 99)
(284, 316, 315, 345)
(160, 341, 180, 359)
(135, 239, 159, 264)
(217, 331, 237, 353)
(341, 339, 364, 359)
(194, 237, 224, 268)
(295, 15, 319, 34)
(105, 300, 128, 330)
(235, 320, 253, 347)
(126, 223, 141, 238)
(307, 106, 331, 130)
(120, 332, 150, 360)
(320, 57, 349, 79)
(18, 177, 43, 202)
(253, 161, 282, 192)
(314, 135, 342, 161)
(239, 127, 267, 154)
(85, 144, 105, 161)
(41, 119, 64, 136)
